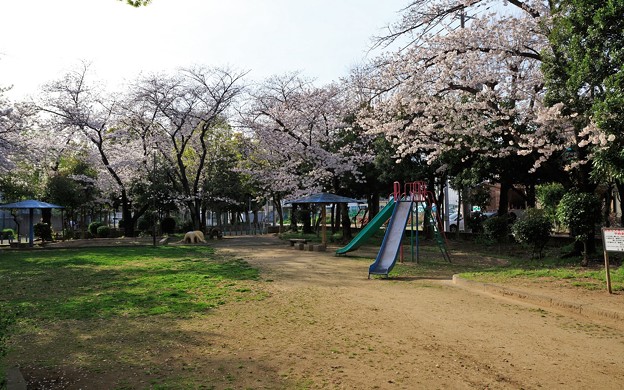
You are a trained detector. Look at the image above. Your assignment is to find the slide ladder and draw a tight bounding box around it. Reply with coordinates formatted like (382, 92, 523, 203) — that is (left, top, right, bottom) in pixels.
(424, 206, 451, 263)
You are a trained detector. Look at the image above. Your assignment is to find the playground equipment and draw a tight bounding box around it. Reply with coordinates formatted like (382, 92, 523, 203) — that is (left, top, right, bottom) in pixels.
(335, 198, 396, 255)
(335, 181, 449, 278)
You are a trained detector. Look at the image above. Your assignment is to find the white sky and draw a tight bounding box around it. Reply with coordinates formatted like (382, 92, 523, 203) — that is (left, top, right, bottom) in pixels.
(0, 0, 407, 99)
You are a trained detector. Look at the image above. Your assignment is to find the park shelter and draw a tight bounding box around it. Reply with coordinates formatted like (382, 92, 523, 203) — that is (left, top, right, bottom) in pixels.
(0, 200, 64, 247)
(287, 193, 362, 245)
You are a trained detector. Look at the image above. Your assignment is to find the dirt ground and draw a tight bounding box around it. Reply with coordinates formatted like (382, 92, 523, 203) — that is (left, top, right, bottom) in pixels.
(7, 235, 624, 389)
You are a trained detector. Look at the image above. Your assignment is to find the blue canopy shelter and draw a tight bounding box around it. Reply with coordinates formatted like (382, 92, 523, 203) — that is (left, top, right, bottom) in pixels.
(0, 200, 64, 247)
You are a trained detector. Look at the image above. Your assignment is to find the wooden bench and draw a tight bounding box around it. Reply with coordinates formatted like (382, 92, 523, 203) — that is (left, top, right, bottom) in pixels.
(288, 238, 308, 247)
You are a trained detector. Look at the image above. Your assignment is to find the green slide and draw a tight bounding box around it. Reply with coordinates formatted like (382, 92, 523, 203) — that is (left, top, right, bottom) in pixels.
(335, 198, 396, 255)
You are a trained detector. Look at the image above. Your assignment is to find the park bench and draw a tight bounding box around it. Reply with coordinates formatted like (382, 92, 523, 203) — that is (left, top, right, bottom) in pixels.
(288, 238, 308, 246)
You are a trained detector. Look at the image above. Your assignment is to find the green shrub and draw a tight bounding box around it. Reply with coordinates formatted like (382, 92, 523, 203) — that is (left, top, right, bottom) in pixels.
(34, 222, 53, 241)
(556, 192, 601, 265)
(1, 229, 14, 240)
(161, 217, 176, 234)
(88, 221, 104, 237)
(96, 225, 111, 238)
(512, 208, 553, 259)
(181, 220, 194, 233)
(483, 216, 511, 243)
(466, 212, 487, 233)
(536, 182, 566, 228)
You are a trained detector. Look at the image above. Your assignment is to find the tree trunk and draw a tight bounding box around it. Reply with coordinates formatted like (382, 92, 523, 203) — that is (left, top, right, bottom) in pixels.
(497, 179, 512, 216)
(616, 181, 624, 226)
(340, 203, 352, 240)
(290, 204, 298, 232)
(41, 208, 52, 226)
(273, 197, 284, 232)
(301, 204, 313, 234)
(604, 184, 612, 227)
(581, 241, 589, 267)
(334, 205, 341, 231)
(367, 193, 380, 221)
(526, 183, 536, 208)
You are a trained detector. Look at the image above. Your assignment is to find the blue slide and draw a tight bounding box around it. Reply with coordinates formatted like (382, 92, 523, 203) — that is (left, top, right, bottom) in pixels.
(368, 199, 413, 278)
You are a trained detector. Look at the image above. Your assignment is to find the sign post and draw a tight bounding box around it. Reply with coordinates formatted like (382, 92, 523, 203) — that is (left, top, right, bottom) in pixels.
(601, 228, 624, 294)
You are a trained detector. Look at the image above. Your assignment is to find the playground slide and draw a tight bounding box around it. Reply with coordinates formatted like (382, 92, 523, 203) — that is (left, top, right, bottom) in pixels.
(335, 198, 396, 255)
(368, 199, 413, 277)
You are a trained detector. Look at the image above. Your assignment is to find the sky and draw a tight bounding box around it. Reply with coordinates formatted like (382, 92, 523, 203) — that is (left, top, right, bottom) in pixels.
(0, 0, 408, 99)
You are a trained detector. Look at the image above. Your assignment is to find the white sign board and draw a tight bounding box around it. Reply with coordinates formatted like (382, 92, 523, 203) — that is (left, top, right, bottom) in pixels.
(603, 228, 624, 252)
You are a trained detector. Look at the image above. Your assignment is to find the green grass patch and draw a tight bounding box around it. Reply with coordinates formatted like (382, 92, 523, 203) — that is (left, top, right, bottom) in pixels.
(0, 246, 266, 321)
(458, 252, 624, 291)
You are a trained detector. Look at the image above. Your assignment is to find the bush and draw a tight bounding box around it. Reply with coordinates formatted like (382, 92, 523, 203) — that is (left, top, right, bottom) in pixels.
(1, 229, 14, 240)
(483, 216, 511, 243)
(556, 192, 601, 265)
(466, 212, 487, 233)
(161, 217, 176, 234)
(536, 182, 566, 228)
(137, 213, 157, 233)
(512, 208, 553, 259)
(34, 222, 53, 241)
(180, 220, 194, 233)
(88, 221, 104, 237)
(96, 225, 111, 238)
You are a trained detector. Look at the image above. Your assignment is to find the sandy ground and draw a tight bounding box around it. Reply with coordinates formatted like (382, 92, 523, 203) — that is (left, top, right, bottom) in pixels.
(7, 235, 624, 389)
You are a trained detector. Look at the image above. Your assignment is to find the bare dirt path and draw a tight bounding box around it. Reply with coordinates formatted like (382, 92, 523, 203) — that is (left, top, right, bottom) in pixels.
(199, 236, 624, 389)
(9, 235, 624, 389)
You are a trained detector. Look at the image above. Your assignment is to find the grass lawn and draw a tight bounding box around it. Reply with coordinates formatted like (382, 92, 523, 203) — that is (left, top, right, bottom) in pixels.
(0, 246, 265, 321)
(0, 245, 268, 387)
(388, 239, 624, 291)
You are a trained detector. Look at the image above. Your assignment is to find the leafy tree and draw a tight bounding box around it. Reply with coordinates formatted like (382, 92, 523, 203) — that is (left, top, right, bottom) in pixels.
(543, 0, 624, 222)
(556, 192, 601, 265)
(535, 182, 565, 228)
(46, 155, 99, 238)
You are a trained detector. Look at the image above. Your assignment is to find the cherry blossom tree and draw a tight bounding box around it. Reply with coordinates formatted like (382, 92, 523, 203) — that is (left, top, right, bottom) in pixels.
(36, 63, 151, 236)
(131, 67, 246, 230)
(359, 0, 568, 215)
(242, 73, 375, 237)
(0, 88, 25, 173)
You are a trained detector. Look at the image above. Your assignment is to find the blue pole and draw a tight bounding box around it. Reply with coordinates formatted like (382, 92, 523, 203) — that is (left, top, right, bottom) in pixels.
(29, 208, 34, 247)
